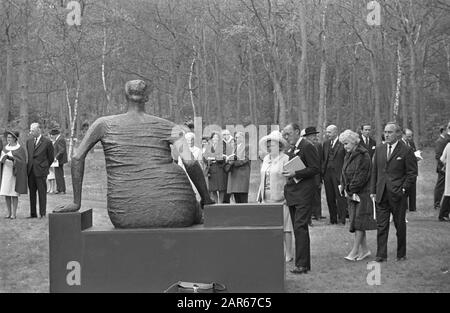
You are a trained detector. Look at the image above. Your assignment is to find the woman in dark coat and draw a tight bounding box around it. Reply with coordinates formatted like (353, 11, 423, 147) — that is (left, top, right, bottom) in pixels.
(0, 130, 28, 219)
(203, 132, 228, 203)
(339, 130, 376, 261)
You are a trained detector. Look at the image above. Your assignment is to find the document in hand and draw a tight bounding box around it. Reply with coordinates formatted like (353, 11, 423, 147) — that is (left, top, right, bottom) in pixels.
(283, 156, 305, 172)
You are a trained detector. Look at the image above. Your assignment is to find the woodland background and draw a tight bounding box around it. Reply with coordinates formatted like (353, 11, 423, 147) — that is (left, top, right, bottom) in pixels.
(1, 0, 450, 155)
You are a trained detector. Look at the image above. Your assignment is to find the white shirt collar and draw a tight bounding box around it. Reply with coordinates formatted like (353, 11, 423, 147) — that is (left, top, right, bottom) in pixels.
(295, 136, 303, 148)
(55, 134, 61, 141)
(331, 137, 338, 147)
(387, 140, 399, 154)
(35, 135, 42, 144)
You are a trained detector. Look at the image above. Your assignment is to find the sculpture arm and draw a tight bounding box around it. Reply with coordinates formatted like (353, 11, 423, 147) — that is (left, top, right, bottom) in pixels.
(54, 118, 106, 212)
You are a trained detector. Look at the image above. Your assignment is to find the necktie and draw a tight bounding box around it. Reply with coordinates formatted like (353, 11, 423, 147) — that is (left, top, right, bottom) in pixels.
(387, 145, 392, 159)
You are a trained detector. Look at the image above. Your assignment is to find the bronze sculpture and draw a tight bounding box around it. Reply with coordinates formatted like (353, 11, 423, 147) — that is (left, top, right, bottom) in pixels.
(54, 80, 214, 228)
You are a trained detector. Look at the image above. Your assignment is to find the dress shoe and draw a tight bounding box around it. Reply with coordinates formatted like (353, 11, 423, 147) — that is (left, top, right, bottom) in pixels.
(356, 251, 371, 261)
(375, 257, 386, 263)
(39, 215, 46, 219)
(396, 256, 407, 262)
(344, 255, 358, 261)
(438, 217, 450, 222)
(290, 266, 308, 274)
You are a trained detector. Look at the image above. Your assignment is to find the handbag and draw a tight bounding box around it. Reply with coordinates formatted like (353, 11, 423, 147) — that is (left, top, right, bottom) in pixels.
(164, 281, 226, 293)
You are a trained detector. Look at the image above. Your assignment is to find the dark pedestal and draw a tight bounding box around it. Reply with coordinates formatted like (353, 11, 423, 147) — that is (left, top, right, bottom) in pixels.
(204, 203, 283, 227)
(49, 205, 285, 293)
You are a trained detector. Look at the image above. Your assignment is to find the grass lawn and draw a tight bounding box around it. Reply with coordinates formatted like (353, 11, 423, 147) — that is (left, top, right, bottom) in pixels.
(0, 148, 449, 292)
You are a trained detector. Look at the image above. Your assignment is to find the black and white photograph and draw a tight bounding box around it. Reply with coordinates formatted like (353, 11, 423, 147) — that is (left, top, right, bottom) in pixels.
(0, 0, 449, 295)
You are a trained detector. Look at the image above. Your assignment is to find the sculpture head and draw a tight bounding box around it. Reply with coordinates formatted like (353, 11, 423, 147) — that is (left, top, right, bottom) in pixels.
(125, 80, 150, 104)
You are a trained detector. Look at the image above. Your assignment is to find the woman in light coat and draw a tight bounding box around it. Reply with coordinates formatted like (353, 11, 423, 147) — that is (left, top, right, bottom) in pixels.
(438, 142, 450, 221)
(256, 130, 294, 262)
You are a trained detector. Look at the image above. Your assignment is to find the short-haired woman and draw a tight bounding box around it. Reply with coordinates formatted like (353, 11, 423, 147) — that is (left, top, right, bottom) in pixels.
(339, 130, 377, 261)
(0, 131, 28, 219)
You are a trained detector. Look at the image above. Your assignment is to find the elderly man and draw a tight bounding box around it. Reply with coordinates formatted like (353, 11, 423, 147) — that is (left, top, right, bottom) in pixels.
(401, 129, 418, 213)
(283, 123, 320, 274)
(27, 123, 54, 218)
(370, 122, 417, 262)
(54, 80, 214, 228)
(302, 127, 323, 221)
(322, 125, 347, 225)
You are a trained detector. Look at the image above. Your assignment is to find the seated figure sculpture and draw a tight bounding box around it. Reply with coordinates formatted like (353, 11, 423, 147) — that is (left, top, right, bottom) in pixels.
(54, 80, 214, 228)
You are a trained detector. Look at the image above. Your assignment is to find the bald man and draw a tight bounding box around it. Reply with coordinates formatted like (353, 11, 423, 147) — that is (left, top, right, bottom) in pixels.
(322, 125, 347, 225)
(27, 123, 54, 218)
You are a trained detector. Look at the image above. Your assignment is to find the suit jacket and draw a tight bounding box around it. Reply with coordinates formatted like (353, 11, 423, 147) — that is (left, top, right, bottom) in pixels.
(360, 134, 377, 158)
(54, 135, 68, 165)
(322, 139, 345, 177)
(313, 141, 322, 184)
(435, 134, 450, 173)
(226, 144, 251, 193)
(27, 136, 55, 177)
(370, 141, 418, 203)
(284, 138, 320, 207)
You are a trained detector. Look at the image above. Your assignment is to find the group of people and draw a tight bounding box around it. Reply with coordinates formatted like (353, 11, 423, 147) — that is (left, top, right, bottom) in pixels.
(0, 123, 67, 219)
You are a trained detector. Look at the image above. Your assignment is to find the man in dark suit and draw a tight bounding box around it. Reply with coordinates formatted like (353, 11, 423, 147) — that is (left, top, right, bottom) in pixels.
(359, 124, 377, 159)
(322, 125, 347, 225)
(222, 129, 233, 203)
(402, 129, 418, 212)
(302, 126, 323, 220)
(434, 123, 450, 210)
(27, 123, 54, 218)
(370, 122, 417, 262)
(50, 128, 68, 194)
(282, 123, 320, 274)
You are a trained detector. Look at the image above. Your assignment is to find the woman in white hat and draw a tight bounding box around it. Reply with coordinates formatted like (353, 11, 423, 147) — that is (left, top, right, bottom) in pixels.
(257, 130, 295, 262)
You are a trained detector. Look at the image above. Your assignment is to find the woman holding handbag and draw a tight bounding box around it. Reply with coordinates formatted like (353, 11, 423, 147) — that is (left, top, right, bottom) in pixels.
(256, 130, 294, 262)
(0, 130, 28, 219)
(339, 130, 377, 261)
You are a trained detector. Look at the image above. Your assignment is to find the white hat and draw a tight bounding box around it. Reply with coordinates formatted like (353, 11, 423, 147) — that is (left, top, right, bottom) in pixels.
(259, 130, 289, 155)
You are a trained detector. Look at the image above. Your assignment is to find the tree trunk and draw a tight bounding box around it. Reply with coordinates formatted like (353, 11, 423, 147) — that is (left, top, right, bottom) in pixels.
(286, 62, 292, 118)
(401, 71, 408, 130)
(248, 49, 257, 124)
(297, 1, 308, 126)
(317, 61, 327, 134)
(272, 73, 286, 127)
(202, 25, 208, 123)
(409, 42, 420, 148)
(0, 42, 13, 130)
(392, 42, 402, 121)
(214, 39, 222, 126)
(19, 0, 30, 138)
(369, 30, 382, 144)
(101, 9, 110, 115)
